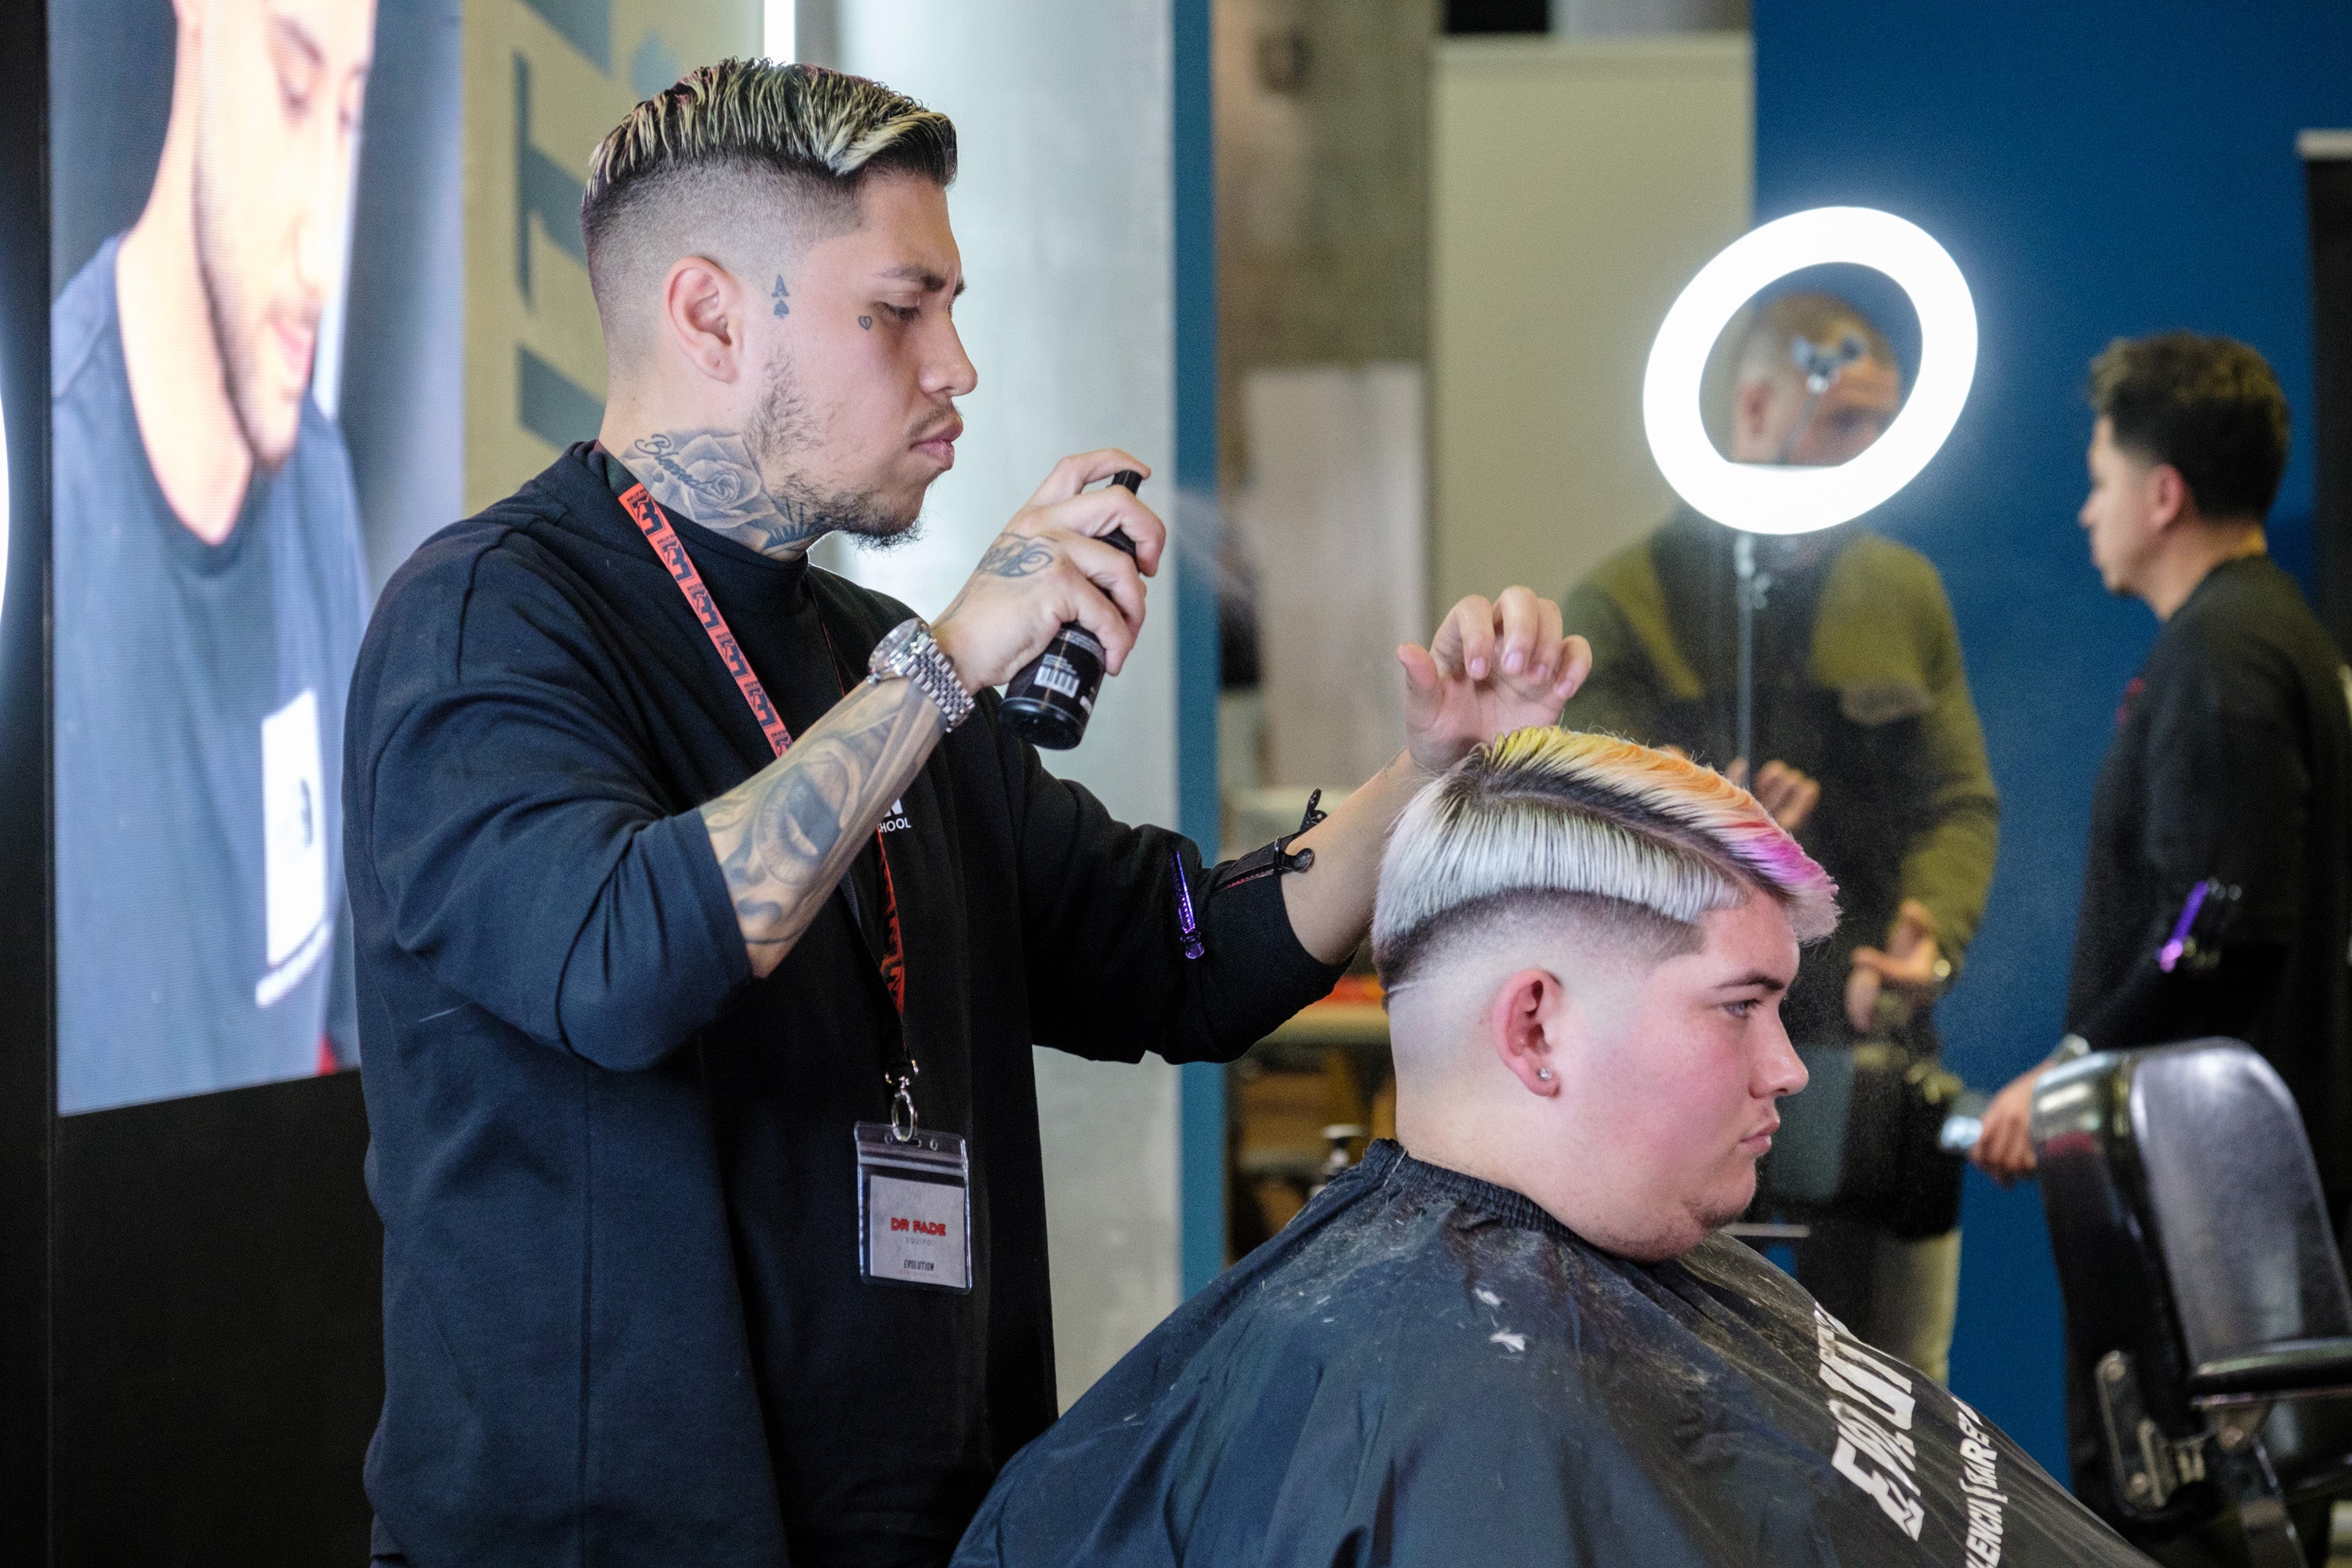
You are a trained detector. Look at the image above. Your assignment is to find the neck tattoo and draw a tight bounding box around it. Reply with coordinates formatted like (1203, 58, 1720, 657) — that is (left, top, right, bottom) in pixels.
(629, 430, 826, 561)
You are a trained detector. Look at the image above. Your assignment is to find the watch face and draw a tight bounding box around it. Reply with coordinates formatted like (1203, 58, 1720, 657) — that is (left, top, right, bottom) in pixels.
(874, 619, 923, 670)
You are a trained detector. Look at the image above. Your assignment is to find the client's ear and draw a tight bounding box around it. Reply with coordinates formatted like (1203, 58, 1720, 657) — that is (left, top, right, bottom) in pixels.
(1488, 968, 1566, 1098)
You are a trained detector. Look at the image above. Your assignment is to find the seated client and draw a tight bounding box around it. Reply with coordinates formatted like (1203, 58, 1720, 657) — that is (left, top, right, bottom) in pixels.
(953, 729, 2147, 1567)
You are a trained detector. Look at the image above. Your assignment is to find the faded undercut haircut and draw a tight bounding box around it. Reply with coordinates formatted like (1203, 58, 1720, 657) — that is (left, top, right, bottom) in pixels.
(579, 59, 956, 349)
(1371, 728, 1838, 989)
(1735, 291, 1900, 390)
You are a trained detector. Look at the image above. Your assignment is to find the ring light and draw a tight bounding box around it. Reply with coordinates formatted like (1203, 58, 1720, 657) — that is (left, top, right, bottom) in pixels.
(1641, 206, 1977, 535)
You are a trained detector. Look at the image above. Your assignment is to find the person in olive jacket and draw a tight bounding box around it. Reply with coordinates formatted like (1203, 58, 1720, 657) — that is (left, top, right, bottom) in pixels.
(1560, 292, 1999, 1384)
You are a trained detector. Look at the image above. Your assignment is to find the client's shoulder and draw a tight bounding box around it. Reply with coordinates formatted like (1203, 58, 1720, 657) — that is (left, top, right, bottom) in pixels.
(954, 1155, 1595, 1565)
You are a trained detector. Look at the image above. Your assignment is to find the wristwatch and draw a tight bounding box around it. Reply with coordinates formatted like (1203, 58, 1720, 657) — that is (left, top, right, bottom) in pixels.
(869, 617, 975, 731)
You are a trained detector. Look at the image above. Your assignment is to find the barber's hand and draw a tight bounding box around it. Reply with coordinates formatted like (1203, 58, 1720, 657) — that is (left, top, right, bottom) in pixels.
(1970, 1066, 2045, 1185)
(1727, 758, 1820, 833)
(1845, 898, 1945, 1034)
(932, 449, 1165, 691)
(1399, 589, 1592, 775)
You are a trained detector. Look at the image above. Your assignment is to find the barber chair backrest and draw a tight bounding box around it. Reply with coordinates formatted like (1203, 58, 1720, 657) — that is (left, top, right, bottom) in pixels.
(2035, 1047, 2203, 1456)
(2127, 1043, 2352, 1369)
(2037, 1039, 2352, 1515)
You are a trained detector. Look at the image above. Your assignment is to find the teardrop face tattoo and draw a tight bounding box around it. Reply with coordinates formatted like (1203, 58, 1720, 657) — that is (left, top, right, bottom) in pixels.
(858, 315, 873, 330)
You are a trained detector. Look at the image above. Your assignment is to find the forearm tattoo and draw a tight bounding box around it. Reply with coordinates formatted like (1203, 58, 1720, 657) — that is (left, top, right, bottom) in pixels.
(699, 677, 944, 973)
(632, 430, 825, 560)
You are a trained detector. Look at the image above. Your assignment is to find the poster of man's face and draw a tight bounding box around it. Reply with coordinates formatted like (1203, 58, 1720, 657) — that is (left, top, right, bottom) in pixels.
(194, 0, 375, 466)
(50, 0, 459, 1114)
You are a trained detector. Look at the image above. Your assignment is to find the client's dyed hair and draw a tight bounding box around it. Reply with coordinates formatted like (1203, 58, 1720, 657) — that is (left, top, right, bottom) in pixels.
(1371, 728, 1838, 987)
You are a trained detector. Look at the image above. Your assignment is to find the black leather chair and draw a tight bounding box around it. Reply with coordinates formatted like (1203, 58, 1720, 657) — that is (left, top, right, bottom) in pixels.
(2034, 1039, 2352, 1566)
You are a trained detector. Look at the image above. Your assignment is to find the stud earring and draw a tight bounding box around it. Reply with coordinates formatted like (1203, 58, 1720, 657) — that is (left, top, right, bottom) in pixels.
(1536, 1068, 1552, 1081)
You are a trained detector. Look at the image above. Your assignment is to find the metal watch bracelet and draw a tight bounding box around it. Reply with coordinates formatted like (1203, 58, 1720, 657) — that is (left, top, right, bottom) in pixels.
(869, 618, 975, 732)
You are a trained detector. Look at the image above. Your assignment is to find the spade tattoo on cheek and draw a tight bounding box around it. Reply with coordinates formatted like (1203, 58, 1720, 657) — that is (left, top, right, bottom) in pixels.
(858, 315, 873, 330)
(772, 277, 789, 318)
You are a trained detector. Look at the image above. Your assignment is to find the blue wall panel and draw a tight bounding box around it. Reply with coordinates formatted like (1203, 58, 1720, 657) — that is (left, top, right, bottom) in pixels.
(1755, 1, 2352, 1472)
(1174, 0, 1226, 1299)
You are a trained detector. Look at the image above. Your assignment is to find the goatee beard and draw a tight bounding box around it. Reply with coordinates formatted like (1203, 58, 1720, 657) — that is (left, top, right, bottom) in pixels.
(779, 475, 924, 554)
(750, 350, 923, 550)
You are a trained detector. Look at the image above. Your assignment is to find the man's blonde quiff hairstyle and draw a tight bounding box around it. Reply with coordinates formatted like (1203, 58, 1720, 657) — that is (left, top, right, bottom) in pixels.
(1371, 729, 1838, 987)
(579, 60, 956, 331)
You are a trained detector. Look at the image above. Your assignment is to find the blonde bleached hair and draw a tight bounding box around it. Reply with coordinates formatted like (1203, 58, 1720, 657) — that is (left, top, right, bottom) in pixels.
(579, 60, 955, 326)
(1371, 728, 1838, 986)
(584, 59, 953, 213)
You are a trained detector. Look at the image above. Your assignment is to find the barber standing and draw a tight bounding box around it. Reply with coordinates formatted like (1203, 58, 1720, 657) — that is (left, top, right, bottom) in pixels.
(1971, 334, 2352, 1518)
(344, 61, 1588, 1568)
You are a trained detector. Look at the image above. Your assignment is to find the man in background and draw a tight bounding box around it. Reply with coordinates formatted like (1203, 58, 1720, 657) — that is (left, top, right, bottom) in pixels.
(1560, 292, 2000, 1381)
(52, 0, 376, 1112)
(1969, 334, 2352, 1519)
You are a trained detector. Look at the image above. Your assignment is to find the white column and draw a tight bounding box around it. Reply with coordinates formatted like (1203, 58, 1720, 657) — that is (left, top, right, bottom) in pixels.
(837, 0, 1181, 1406)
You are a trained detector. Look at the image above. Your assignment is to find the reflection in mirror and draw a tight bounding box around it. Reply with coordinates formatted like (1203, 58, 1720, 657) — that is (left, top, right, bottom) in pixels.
(1701, 289, 1913, 468)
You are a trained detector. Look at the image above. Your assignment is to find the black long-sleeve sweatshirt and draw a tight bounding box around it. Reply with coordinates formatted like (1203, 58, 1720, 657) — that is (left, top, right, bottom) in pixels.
(2066, 555, 2352, 1206)
(344, 447, 1341, 1567)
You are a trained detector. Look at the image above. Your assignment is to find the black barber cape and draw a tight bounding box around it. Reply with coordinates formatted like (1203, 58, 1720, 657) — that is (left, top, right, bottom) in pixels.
(956, 1142, 2149, 1568)
(344, 447, 1341, 1566)
(2067, 555, 2352, 1207)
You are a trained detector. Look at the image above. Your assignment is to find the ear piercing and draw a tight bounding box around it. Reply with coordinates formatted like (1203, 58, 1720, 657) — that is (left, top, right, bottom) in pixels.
(1536, 1069, 1553, 1081)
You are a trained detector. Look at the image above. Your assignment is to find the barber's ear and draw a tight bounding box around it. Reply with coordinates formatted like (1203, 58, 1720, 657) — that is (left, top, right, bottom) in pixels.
(662, 257, 746, 383)
(1489, 968, 1567, 1098)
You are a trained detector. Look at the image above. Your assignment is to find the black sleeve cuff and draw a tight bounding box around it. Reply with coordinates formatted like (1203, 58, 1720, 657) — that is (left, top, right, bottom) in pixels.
(1181, 848, 1350, 1064)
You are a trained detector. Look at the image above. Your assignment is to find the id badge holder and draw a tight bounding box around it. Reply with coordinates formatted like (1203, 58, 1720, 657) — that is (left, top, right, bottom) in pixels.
(854, 1122, 973, 1293)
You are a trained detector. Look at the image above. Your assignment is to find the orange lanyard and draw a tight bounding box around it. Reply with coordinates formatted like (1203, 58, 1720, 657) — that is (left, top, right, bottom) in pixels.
(619, 481, 907, 1015)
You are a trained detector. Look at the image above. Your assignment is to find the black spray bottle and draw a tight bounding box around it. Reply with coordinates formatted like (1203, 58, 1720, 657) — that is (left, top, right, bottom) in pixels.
(1000, 470, 1144, 750)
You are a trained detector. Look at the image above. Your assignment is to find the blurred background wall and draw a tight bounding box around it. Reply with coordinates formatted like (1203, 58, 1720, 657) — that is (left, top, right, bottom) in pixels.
(1432, 30, 1749, 618)
(1214, 0, 1432, 791)
(463, 0, 758, 511)
(1754, 0, 2352, 1470)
